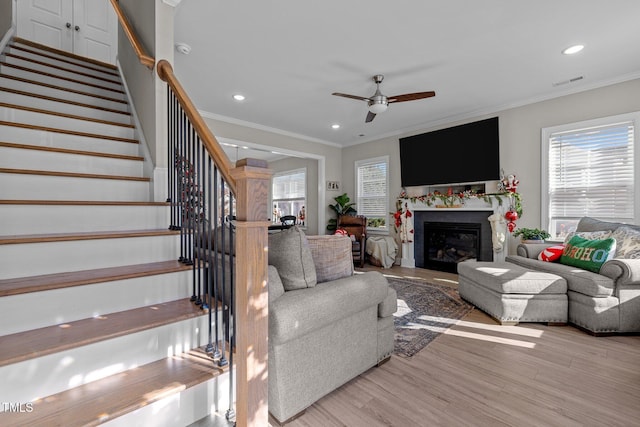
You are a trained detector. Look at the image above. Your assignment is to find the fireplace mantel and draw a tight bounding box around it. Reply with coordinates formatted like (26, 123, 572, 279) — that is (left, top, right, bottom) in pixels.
(400, 197, 510, 268)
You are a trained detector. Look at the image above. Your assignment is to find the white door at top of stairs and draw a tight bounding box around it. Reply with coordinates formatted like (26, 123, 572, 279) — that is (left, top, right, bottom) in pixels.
(17, 0, 117, 64)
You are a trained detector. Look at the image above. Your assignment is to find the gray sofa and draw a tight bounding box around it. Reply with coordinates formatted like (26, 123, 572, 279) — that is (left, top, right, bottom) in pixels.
(268, 230, 397, 424)
(506, 217, 640, 334)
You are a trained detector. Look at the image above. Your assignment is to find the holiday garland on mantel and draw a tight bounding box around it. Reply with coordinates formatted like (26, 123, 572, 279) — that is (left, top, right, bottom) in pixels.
(398, 189, 523, 217)
(393, 190, 523, 241)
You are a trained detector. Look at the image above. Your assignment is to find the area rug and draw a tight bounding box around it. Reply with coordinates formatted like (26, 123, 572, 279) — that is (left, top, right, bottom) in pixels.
(388, 277, 473, 358)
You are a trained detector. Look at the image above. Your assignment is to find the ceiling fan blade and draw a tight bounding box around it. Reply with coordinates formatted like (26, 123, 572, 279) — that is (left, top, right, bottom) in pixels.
(365, 111, 376, 123)
(388, 91, 436, 103)
(332, 92, 370, 102)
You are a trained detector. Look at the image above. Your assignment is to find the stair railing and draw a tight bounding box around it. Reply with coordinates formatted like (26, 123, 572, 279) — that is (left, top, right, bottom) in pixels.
(157, 60, 271, 427)
(108, 0, 154, 69)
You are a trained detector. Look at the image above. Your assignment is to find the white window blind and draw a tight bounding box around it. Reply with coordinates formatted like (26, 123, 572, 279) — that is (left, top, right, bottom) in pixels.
(272, 170, 305, 200)
(356, 157, 388, 231)
(547, 119, 635, 230)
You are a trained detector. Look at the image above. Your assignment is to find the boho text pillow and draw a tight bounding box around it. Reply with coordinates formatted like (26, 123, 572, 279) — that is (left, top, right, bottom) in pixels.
(560, 235, 616, 273)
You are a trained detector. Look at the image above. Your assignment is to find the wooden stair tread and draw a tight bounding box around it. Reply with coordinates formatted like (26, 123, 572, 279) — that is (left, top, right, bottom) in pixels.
(0, 74, 129, 104)
(0, 61, 125, 94)
(0, 260, 191, 297)
(0, 167, 150, 182)
(0, 298, 206, 367)
(8, 43, 121, 78)
(13, 37, 118, 70)
(0, 199, 169, 206)
(0, 102, 135, 128)
(0, 86, 131, 115)
(0, 120, 138, 142)
(0, 228, 179, 245)
(4, 52, 122, 86)
(0, 349, 224, 427)
(0, 141, 143, 161)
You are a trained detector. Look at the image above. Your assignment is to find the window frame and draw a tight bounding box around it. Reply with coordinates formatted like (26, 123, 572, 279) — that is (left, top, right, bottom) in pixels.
(541, 111, 639, 240)
(271, 167, 307, 227)
(355, 155, 389, 234)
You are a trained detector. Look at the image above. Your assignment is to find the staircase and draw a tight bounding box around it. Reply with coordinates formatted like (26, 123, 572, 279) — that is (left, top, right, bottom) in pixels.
(0, 38, 230, 426)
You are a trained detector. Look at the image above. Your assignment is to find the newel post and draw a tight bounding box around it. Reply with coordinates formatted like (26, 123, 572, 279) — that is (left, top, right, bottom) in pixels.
(230, 158, 272, 427)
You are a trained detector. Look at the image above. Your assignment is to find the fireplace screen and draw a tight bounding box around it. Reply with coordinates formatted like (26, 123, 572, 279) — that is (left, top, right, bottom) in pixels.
(424, 222, 481, 272)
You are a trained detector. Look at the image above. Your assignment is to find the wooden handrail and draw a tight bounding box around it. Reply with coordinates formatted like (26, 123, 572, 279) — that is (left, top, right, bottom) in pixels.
(109, 0, 155, 69)
(157, 59, 237, 193)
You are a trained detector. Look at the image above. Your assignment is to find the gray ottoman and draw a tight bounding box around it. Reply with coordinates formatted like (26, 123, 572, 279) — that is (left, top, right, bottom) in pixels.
(457, 261, 568, 325)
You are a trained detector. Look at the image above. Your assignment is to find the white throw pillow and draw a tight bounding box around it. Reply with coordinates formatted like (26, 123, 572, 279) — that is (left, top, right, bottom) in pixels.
(612, 226, 640, 259)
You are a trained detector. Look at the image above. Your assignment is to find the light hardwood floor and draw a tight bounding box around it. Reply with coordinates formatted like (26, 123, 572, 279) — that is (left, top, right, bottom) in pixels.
(285, 265, 640, 427)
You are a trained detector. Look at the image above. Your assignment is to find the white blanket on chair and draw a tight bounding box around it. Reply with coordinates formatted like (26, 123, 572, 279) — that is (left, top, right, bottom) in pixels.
(366, 236, 398, 268)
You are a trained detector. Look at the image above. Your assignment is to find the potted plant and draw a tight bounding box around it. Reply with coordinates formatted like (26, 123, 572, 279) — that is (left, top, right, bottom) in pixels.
(512, 227, 551, 243)
(326, 193, 357, 231)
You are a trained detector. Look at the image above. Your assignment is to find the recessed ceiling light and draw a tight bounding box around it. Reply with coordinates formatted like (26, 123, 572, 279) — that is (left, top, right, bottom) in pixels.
(233, 94, 245, 101)
(562, 44, 584, 55)
(331, 124, 340, 129)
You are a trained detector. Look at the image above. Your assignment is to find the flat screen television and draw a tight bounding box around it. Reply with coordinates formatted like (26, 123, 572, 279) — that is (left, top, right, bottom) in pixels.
(399, 117, 500, 187)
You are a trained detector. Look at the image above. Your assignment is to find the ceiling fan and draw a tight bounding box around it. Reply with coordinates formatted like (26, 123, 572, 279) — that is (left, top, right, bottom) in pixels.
(332, 74, 436, 123)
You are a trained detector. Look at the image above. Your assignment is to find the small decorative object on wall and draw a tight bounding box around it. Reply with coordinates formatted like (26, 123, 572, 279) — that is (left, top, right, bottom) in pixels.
(326, 181, 341, 191)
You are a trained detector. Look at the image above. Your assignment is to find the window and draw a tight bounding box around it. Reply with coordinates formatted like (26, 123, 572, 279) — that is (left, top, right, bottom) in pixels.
(272, 168, 306, 226)
(355, 156, 389, 232)
(542, 112, 637, 240)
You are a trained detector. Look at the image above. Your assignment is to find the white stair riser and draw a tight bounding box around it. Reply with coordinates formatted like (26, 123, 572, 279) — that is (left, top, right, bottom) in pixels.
(104, 371, 232, 427)
(0, 105, 135, 140)
(0, 146, 143, 177)
(0, 89, 132, 124)
(0, 75, 129, 112)
(0, 64, 127, 101)
(0, 315, 213, 404)
(4, 55, 123, 92)
(0, 124, 139, 156)
(0, 173, 150, 202)
(7, 46, 120, 80)
(0, 270, 194, 335)
(0, 234, 180, 279)
(10, 42, 117, 76)
(0, 204, 169, 235)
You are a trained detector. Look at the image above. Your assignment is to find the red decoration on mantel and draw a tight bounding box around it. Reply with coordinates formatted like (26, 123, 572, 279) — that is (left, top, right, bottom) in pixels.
(505, 209, 518, 232)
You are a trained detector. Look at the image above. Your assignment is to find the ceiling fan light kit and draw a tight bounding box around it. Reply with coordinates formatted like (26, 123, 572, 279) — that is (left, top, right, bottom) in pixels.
(332, 74, 435, 123)
(368, 100, 388, 114)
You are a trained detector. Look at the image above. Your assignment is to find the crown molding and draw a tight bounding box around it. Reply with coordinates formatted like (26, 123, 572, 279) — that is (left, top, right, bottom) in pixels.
(198, 110, 342, 148)
(162, 0, 182, 7)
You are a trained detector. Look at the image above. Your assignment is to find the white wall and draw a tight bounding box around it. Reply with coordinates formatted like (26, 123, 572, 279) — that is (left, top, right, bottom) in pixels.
(343, 78, 640, 254)
(117, 0, 174, 201)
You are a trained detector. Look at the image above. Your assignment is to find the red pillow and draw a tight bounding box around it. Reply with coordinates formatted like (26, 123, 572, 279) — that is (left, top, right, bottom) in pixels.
(538, 245, 565, 262)
(334, 228, 348, 236)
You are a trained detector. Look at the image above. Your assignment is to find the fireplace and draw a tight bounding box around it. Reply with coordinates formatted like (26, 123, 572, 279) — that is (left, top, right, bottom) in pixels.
(424, 222, 481, 273)
(412, 209, 494, 272)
